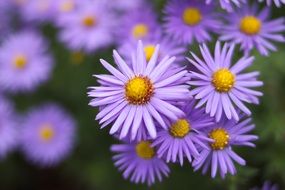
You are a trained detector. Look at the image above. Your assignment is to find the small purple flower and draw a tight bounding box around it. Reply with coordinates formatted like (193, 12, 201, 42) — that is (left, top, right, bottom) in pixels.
(57, 0, 114, 52)
(251, 181, 279, 190)
(163, 0, 221, 45)
(258, 0, 285, 7)
(206, 0, 245, 12)
(193, 115, 258, 178)
(53, 0, 80, 15)
(152, 99, 213, 165)
(0, 98, 17, 159)
(188, 41, 263, 121)
(111, 140, 170, 186)
(219, 4, 285, 56)
(0, 31, 53, 93)
(108, 0, 144, 12)
(20, 104, 76, 167)
(88, 41, 190, 140)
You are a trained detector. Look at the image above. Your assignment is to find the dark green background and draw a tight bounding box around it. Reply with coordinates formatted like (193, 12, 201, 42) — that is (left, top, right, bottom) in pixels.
(0, 1, 285, 189)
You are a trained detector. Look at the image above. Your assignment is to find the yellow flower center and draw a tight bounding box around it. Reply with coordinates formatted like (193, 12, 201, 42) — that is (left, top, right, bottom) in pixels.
(39, 124, 55, 142)
(132, 24, 149, 39)
(135, 141, 155, 159)
(13, 54, 27, 69)
(239, 16, 261, 35)
(144, 45, 156, 61)
(125, 76, 154, 105)
(183, 7, 202, 26)
(60, 0, 74, 12)
(71, 51, 85, 64)
(212, 68, 235, 93)
(82, 16, 96, 27)
(209, 128, 230, 150)
(170, 119, 191, 138)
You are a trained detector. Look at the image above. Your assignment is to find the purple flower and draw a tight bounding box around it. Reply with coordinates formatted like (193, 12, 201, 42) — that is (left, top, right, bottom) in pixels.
(206, 0, 245, 12)
(57, 0, 114, 52)
(193, 115, 258, 178)
(219, 4, 285, 56)
(0, 31, 53, 93)
(251, 181, 279, 190)
(152, 99, 213, 165)
(0, 1, 11, 40)
(258, 0, 285, 7)
(108, 0, 144, 12)
(53, 0, 80, 15)
(20, 104, 76, 167)
(188, 41, 263, 121)
(0, 98, 17, 159)
(111, 140, 170, 186)
(163, 0, 221, 45)
(88, 41, 190, 140)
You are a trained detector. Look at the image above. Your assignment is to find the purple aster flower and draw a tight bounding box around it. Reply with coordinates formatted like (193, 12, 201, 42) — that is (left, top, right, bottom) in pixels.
(193, 115, 258, 178)
(115, 4, 159, 45)
(163, 0, 221, 45)
(119, 34, 186, 64)
(57, 0, 114, 52)
(188, 41, 263, 121)
(152, 99, 213, 165)
(206, 0, 245, 12)
(88, 41, 190, 140)
(219, 4, 285, 56)
(53, 0, 80, 16)
(0, 98, 17, 159)
(20, 104, 76, 167)
(111, 140, 170, 186)
(251, 181, 279, 190)
(108, 0, 144, 12)
(0, 31, 53, 93)
(258, 0, 285, 7)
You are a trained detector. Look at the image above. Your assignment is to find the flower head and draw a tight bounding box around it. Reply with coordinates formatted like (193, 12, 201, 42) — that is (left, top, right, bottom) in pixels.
(20, 104, 76, 166)
(163, 0, 221, 45)
(193, 115, 258, 178)
(88, 41, 190, 140)
(0, 31, 53, 93)
(219, 4, 285, 56)
(111, 140, 170, 186)
(188, 41, 263, 121)
(206, 0, 245, 12)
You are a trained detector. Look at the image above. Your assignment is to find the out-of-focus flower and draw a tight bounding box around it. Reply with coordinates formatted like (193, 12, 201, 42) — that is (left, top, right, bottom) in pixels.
(258, 0, 285, 7)
(88, 41, 190, 140)
(0, 98, 17, 159)
(108, 0, 144, 12)
(188, 41, 263, 121)
(111, 140, 170, 186)
(251, 181, 279, 190)
(20, 104, 76, 166)
(0, 1, 12, 40)
(57, 0, 114, 52)
(193, 115, 258, 178)
(219, 4, 285, 56)
(163, 0, 221, 45)
(152, 99, 213, 165)
(53, 0, 80, 16)
(0, 31, 53, 93)
(206, 0, 245, 12)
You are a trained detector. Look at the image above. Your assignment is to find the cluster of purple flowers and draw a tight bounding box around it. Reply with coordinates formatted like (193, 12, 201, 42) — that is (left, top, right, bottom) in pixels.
(87, 0, 285, 187)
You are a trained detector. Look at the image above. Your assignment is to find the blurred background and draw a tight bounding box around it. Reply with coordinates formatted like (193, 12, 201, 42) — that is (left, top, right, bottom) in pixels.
(0, 0, 285, 189)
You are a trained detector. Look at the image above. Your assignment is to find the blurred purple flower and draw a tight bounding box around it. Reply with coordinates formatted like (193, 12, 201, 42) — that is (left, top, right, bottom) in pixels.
(163, 0, 221, 45)
(206, 0, 245, 12)
(0, 31, 53, 93)
(88, 41, 190, 140)
(258, 0, 285, 7)
(152, 99, 213, 165)
(111, 140, 170, 186)
(188, 41, 263, 121)
(193, 115, 258, 178)
(219, 4, 285, 56)
(20, 104, 76, 167)
(251, 181, 279, 190)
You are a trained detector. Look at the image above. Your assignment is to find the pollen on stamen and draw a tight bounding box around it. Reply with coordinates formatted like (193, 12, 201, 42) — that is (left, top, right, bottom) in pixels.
(170, 119, 191, 138)
(135, 141, 155, 159)
(144, 45, 156, 62)
(212, 68, 235, 93)
(209, 128, 230, 150)
(182, 7, 202, 26)
(239, 16, 262, 35)
(132, 24, 149, 39)
(39, 123, 55, 142)
(13, 54, 27, 69)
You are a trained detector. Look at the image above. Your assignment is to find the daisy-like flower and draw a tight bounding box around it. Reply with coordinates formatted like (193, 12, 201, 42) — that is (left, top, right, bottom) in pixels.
(193, 115, 258, 178)
(0, 98, 17, 159)
(111, 140, 170, 186)
(53, 0, 79, 15)
(258, 0, 285, 7)
(88, 41, 190, 140)
(206, 0, 245, 12)
(152, 99, 213, 165)
(219, 4, 285, 56)
(57, 0, 114, 52)
(0, 31, 53, 93)
(188, 41, 263, 121)
(119, 34, 186, 63)
(163, 0, 221, 45)
(20, 104, 76, 166)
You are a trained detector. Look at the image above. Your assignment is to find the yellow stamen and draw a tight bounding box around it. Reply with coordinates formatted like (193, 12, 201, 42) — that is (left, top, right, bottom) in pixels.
(132, 24, 149, 39)
(144, 45, 156, 61)
(183, 7, 202, 26)
(82, 16, 96, 27)
(212, 68, 235, 93)
(13, 55, 27, 69)
(239, 16, 261, 35)
(209, 128, 230, 150)
(170, 119, 191, 138)
(39, 124, 55, 142)
(135, 141, 155, 159)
